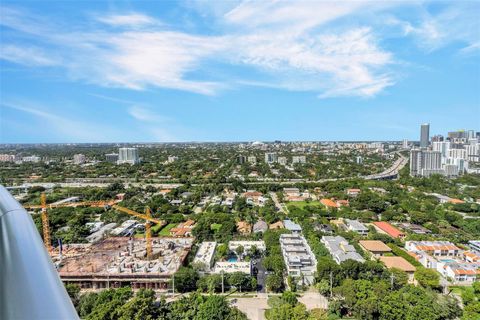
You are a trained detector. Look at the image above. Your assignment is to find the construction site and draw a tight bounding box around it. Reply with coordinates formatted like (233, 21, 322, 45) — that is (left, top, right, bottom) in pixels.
(51, 237, 194, 290)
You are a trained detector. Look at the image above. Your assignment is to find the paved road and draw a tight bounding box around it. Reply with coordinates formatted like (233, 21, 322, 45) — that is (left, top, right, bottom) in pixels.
(254, 258, 267, 293)
(298, 290, 329, 310)
(269, 192, 288, 214)
(231, 296, 268, 320)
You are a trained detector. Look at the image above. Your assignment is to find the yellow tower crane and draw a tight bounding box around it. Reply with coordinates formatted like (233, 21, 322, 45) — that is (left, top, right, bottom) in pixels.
(111, 205, 164, 259)
(26, 195, 165, 259)
(40, 193, 52, 252)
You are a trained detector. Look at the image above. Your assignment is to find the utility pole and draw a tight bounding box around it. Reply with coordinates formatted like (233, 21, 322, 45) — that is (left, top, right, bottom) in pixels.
(330, 271, 333, 298)
(221, 271, 224, 294)
(390, 274, 395, 290)
(172, 274, 175, 298)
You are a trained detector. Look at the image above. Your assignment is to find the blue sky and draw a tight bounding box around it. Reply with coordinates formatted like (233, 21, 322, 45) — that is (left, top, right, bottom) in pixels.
(0, 0, 479, 143)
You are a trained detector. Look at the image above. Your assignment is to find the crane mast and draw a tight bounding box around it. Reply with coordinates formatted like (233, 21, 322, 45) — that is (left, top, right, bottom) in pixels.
(40, 193, 52, 252)
(27, 195, 165, 259)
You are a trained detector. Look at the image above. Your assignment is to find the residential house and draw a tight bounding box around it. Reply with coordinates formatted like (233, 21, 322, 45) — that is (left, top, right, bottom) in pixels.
(373, 222, 405, 239)
(321, 236, 365, 264)
(359, 240, 392, 258)
(379, 256, 416, 282)
(253, 220, 268, 233)
(345, 219, 369, 235)
(320, 199, 339, 209)
(170, 220, 196, 237)
(269, 221, 284, 230)
(283, 220, 302, 234)
(346, 188, 361, 197)
(236, 221, 252, 235)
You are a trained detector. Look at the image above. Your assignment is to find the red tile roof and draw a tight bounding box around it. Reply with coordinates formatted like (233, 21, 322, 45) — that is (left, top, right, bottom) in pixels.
(321, 199, 339, 208)
(373, 221, 405, 238)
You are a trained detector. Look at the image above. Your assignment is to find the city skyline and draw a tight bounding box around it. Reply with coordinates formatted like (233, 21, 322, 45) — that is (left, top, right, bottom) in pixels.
(1, 1, 479, 143)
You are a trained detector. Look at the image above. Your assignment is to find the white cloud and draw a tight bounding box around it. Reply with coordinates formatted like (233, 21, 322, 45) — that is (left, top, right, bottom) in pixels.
(96, 13, 157, 27)
(1, 100, 122, 142)
(0, 44, 58, 66)
(128, 105, 172, 123)
(396, 3, 480, 53)
(2, 1, 476, 98)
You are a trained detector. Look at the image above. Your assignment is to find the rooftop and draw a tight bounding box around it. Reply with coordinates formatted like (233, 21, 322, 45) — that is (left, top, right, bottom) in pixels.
(359, 240, 392, 252)
(379, 256, 416, 272)
(373, 221, 405, 238)
(55, 237, 193, 278)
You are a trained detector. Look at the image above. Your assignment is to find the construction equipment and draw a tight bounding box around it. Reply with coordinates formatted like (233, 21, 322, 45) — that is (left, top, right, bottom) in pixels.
(25, 194, 165, 259)
(40, 193, 52, 252)
(111, 205, 165, 259)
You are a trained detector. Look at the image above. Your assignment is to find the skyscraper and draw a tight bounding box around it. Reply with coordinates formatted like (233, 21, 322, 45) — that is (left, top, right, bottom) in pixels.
(420, 123, 430, 148)
(117, 148, 140, 165)
(409, 149, 422, 176)
(265, 152, 278, 164)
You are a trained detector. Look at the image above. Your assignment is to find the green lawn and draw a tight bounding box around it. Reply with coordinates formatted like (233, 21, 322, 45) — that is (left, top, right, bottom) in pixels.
(158, 223, 178, 236)
(287, 201, 322, 210)
(211, 223, 222, 232)
(151, 223, 165, 234)
(450, 285, 472, 296)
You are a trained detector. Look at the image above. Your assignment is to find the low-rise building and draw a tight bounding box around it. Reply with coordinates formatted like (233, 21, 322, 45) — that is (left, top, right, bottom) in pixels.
(321, 236, 365, 264)
(395, 223, 432, 235)
(283, 220, 302, 234)
(468, 240, 480, 253)
(193, 242, 217, 271)
(280, 234, 317, 285)
(346, 189, 361, 197)
(345, 219, 368, 235)
(405, 241, 460, 257)
(236, 221, 252, 235)
(214, 261, 251, 275)
(437, 262, 479, 284)
(111, 220, 138, 236)
(379, 256, 416, 282)
(253, 220, 268, 233)
(228, 241, 266, 253)
(320, 198, 339, 209)
(359, 240, 392, 258)
(170, 220, 196, 237)
(269, 221, 284, 230)
(373, 221, 405, 239)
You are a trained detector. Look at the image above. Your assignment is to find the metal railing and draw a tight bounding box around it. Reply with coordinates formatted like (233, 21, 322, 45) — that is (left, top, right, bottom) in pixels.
(0, 185, 79, 320)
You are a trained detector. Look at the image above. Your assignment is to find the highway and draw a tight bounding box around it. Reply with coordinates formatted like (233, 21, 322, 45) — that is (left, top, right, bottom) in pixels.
(6, 153, 408, 190)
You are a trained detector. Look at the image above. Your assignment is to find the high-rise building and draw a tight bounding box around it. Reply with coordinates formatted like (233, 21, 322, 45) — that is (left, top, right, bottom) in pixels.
(105, 153, 119, 163)
(73, 154, 86, 165)
(237, 155, 246, 164)
(467, 130, 475, 140)
(409, 149, 422, 176)
(444, 164, 459, 177)
(420, 123, 430, 148)
(448, 149, 467, 160)
(431, 135, 444, 142)
(402, 139, 408, 149)
(466, 143, 480, 162)
(0, 154, 16, 162)
(422, 151, 442, 170)
(117, 148, 139, 165)
(278, 157, 288, 165)
(247, 156, 256, 164)
(432, 141, 450, 158)
(265, 152, 278, 164)
(292, 156, 306, 164)
(356, 156, 363, 164)
(410, 149, 442, 177)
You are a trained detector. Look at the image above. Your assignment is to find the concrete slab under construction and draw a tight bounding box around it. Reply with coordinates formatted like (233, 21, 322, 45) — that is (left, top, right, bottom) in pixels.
(52, 237, 194, 290)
